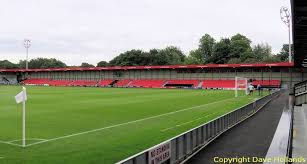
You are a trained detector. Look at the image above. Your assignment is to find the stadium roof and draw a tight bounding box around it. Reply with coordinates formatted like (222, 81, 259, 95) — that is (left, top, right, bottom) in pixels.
(0, 62, 294, 73)
(292, 0, 307, 67)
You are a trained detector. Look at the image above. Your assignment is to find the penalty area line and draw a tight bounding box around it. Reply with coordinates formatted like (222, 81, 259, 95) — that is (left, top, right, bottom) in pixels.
(25, 97, 236, 147)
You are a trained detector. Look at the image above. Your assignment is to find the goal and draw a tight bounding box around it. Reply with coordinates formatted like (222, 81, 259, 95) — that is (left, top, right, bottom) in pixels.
(235, 77, 248, 97)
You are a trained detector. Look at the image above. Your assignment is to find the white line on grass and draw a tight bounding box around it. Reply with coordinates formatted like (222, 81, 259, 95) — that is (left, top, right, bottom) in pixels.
(205, 112, 217, 117)
(161, 118, 201, 132)
(25, 97, 236, 147)
(7, 138, 47, 144)
(161, 127, 175, 132)
(160, 112, 219, 132)
(176, 120, 195, 127)
(0, 140, 23, 147)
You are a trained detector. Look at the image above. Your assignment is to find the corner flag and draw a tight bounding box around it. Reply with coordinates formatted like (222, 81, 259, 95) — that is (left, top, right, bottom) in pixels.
(15, 87, 27, 104)
(15, 87, 27, 147)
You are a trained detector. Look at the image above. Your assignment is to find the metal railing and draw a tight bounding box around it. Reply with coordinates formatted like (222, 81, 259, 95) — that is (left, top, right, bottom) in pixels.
(117, 91, 280, 164)
(294, 80, 307, 105)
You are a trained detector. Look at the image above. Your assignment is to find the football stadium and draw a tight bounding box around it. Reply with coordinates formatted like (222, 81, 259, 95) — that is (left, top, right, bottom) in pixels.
(0, 63, 286, 163)
(1, 0, 307, 164)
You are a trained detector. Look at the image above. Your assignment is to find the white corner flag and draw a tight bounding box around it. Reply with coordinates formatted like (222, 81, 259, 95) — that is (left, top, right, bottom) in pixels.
(15, 87, 27, 147)
(15, 87, 27, 104)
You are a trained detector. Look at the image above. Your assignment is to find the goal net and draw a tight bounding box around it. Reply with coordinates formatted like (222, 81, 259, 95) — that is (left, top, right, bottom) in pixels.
(235, 77, 248, 97)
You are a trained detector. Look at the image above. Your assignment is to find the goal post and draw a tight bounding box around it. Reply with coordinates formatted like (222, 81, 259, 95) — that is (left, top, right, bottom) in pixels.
(235, 77, 248, 97)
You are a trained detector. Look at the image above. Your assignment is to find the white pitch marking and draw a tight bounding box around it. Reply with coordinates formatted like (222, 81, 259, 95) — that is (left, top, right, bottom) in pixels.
(7, 138, 47, 144)
(204, 112, 217, 118)
(6, 139, 20, 143)
(161, 119, 196, 132)
(161, 112, 221, 132)
(161, 127, 175, 132)
(195, 117, 202, 121)
(26, 97, 236, 147)
(161, 116, 205, 132)
(0, 140, 23, 147)
(176, 120, 195, 127)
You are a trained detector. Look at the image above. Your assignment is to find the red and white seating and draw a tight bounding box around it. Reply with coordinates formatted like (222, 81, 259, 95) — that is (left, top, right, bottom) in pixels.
(97, 80, 114, 86)
(166, 80, 200, 87)
(128, 80, 165, 88)
(114, 80, 131, 87)
(202, 80, 235, 89)
(23, 78, 50, 85)
(47, 80, 73, 86)
(69, 80, 97, 87)
(22, 78, 281, 89)
(252, 80, 281, 88)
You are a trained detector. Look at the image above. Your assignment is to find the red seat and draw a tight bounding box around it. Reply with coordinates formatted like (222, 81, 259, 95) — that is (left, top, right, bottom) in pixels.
(22, 78, 280, 89)
(114, 80, 131, 87)
(128, 80, 165, 88)
(70, 80, 97, 86)
(97, 80, 114, 86)
(202, 80, 236, 89)
(48, 80, 73, 86)
(252, 80, 281, 88)
(23, 78, 50, 85)
(166, 80, 200, 87)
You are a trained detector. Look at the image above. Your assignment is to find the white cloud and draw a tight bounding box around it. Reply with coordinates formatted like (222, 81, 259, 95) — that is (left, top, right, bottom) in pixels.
(0, 0, 291, 65)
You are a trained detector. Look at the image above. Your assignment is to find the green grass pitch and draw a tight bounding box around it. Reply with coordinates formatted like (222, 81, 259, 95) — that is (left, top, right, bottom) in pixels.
(0, 86, 265, 163)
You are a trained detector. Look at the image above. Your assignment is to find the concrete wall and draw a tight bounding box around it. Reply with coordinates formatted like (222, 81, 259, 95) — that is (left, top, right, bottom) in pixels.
(0, 73, 18, 84)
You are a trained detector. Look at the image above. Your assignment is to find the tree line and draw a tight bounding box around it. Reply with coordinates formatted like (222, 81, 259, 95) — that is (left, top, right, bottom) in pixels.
(0, 33, 291, 69)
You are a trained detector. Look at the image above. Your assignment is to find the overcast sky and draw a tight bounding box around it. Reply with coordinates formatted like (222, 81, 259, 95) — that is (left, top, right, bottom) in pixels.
(0, 0, 291, 66)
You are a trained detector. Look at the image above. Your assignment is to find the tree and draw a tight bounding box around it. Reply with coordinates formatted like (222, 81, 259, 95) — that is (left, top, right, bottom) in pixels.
(277, 44, 293, 62)
(211, 38, 232, 64)
(22, 58, 67, 69)
(97, 61, 109, 67)
(229, 34, 253, 61)
(227, 58, 242, 64)
(252, 43, 272, 61)
(81, 62, 95, 68)
(262, 55, 280, 63)
(156, 46, 185, 65)
(18, 60, 26, 69)
(199, 34, 215, 63)
(242, 58, 259, 63)
(0, 60, 18, 69)
(109, 49, 148, 66)
(108, 47, 185, 66)
(185, 49, 203, 64)
(148, 49, 160, 65)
